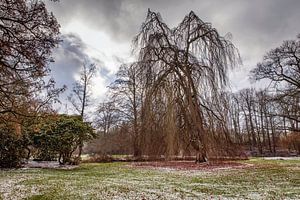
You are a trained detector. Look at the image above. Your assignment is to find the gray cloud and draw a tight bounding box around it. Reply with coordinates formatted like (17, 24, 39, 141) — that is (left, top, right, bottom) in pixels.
(46, 0, 300, 91)
(50, 33, 85, 88)
(47, 0, 300, 41)
(50, 33, 108, 86)
(49, 33, 109, 112)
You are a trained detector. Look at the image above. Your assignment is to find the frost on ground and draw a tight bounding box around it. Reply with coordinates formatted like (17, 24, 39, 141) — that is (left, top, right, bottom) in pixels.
(131, 160, 252, 171)
(263, 157, 300, 160)
(0, 158, 299, 200)
(0, 174, 40, 200)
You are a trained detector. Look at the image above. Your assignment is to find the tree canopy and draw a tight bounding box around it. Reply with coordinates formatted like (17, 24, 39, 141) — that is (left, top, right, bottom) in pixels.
(0, 0, 62, 122)
(251, 34, 300, 94)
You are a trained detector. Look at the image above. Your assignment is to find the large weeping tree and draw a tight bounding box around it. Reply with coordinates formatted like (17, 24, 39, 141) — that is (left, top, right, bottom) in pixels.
(132, 10, 240, 162)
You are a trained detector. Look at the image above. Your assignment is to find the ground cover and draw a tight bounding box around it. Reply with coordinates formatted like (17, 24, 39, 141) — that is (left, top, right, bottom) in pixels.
(0, 158, 299, 199)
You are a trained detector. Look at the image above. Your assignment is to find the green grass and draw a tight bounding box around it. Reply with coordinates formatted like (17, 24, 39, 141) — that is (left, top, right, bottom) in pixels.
(0, 158, 299, 199)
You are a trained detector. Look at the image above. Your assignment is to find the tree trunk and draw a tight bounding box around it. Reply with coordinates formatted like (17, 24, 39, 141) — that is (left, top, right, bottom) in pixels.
(133, 137, 141, 157)
(270, 117, 276, 156)
(195, 148, 207, 163)
(77, 143, 83, 160)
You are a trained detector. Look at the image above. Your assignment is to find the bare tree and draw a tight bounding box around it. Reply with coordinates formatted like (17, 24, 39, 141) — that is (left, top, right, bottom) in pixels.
(108, 64, 144, 156)
(95, 101, 120, 135)
(68, 61, 96, 158)
(68, 62, 96, 119)
(251, 34, 300, 91)
(251, 34, 300, 130)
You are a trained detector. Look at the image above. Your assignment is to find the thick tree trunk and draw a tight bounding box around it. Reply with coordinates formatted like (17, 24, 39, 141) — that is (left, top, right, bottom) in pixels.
(195, 148, 207, 163)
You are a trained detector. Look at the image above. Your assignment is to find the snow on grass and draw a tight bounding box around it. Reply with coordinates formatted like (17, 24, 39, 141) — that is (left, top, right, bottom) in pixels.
(0, 158, 299, 199)
(263, 157, 300, 160)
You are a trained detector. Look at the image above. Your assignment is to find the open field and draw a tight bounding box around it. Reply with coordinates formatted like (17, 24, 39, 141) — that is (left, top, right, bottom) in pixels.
(0, 158, 299, 199)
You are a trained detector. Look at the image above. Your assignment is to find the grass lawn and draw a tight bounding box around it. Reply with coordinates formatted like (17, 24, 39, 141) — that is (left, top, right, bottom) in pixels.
(0, 158, 299, 199)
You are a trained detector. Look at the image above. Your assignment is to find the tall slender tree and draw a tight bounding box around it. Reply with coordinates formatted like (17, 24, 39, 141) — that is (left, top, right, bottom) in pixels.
(68, 61, 96, 158)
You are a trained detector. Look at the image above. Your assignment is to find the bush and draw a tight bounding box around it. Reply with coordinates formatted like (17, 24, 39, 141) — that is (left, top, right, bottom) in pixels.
(31, 115, 95, 165)
(0, 125, 27, 168)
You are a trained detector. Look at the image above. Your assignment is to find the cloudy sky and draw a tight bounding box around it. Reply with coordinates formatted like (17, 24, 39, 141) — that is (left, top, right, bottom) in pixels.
(45, 0, 300, 113)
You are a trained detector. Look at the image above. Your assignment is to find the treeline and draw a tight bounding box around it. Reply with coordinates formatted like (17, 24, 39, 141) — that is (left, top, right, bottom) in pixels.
(92, 88, 300, 160)
(217, 88, 299, 155)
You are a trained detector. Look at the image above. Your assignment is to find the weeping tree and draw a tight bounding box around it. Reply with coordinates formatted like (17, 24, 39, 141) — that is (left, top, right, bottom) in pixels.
(132, 10, 240, 162)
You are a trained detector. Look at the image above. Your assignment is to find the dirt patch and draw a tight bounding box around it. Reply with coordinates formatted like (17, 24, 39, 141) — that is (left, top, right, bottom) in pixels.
(131, 160, 252, 171)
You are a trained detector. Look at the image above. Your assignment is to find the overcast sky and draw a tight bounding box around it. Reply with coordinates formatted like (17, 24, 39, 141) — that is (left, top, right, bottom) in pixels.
(45, 0, 300, 113)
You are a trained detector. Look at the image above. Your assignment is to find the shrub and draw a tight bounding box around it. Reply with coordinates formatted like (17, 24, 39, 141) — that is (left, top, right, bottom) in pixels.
(0, 124, 27, 168)
(31, 115, 95, 164)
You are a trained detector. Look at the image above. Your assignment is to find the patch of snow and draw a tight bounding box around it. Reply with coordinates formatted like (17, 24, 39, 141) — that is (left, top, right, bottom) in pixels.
(24, 161, 78, 169)
(263, 157, 300, 160)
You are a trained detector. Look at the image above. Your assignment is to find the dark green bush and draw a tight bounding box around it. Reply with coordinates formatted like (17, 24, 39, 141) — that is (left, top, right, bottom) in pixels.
(0, 125, 27, 168)
(30, 115, 95, 164)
